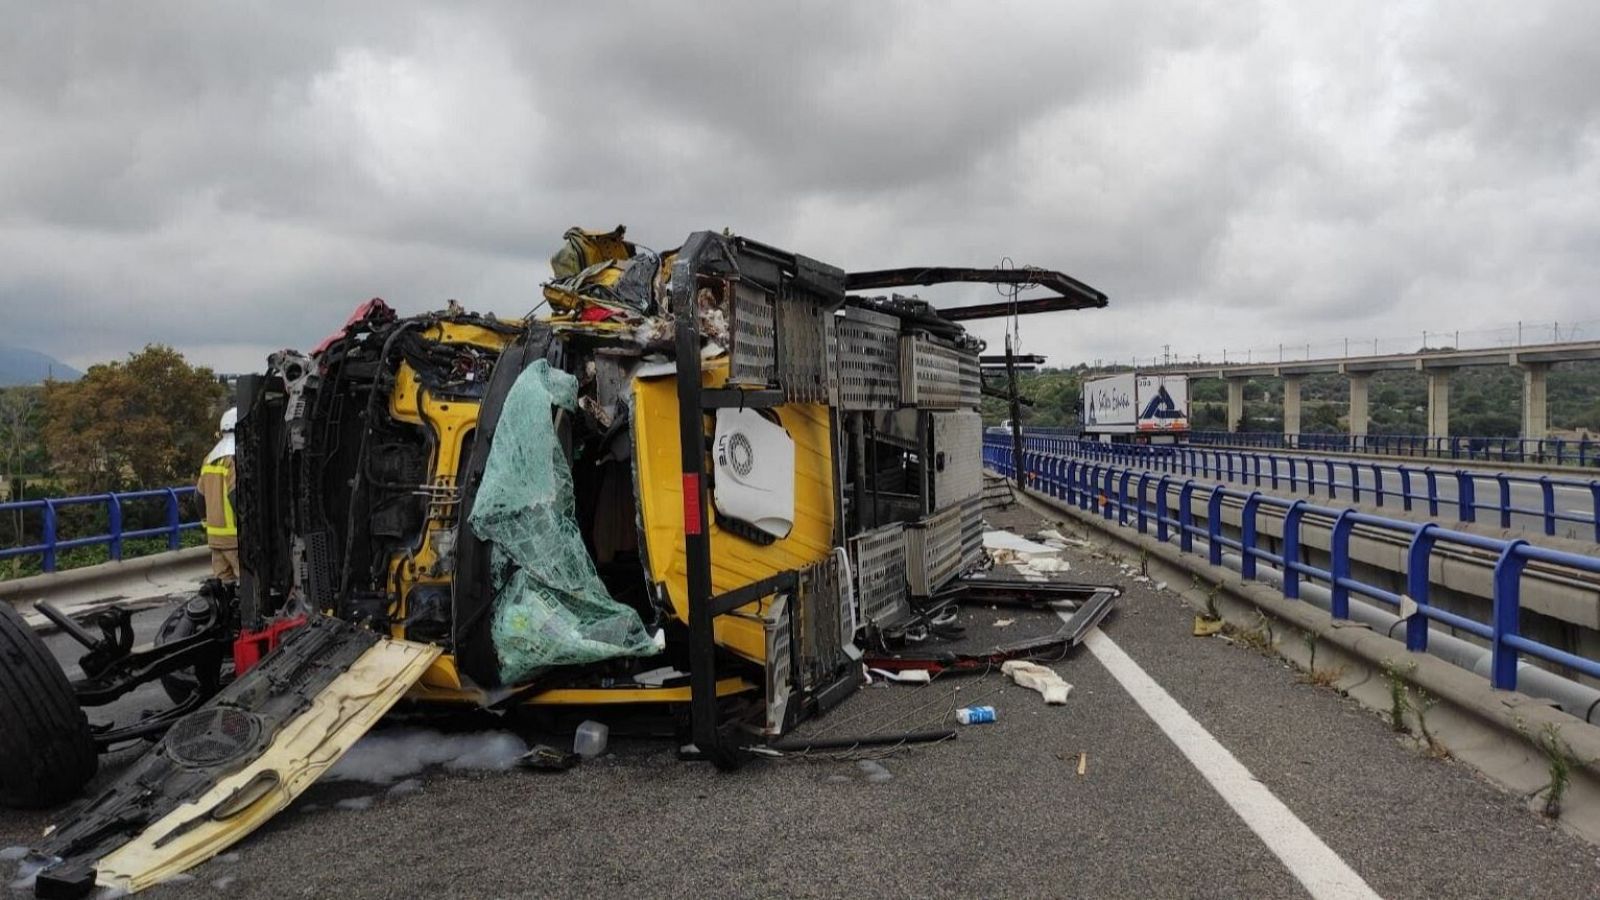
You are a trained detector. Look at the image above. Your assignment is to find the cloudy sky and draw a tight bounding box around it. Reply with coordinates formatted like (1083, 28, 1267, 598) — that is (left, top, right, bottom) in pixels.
(2, 1, 1598, 374)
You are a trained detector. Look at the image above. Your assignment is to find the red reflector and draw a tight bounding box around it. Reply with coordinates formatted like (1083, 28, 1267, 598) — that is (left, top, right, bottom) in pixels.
(683, 473, 702, 535)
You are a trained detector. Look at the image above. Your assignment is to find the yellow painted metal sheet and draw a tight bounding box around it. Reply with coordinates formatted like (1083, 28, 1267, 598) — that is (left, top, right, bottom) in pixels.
(632, 360, 836, 662)
(93, 639, 441, 895)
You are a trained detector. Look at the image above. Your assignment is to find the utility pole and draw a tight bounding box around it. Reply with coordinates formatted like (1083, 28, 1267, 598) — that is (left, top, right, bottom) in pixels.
(1006, 333, 1024, 490)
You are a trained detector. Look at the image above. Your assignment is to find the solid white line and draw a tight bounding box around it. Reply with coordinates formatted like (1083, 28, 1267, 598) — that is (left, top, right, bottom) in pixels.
(1077, 626, 1382, 900)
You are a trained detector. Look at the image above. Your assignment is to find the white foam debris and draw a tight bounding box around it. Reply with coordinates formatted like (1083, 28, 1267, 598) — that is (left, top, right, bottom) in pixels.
(856, 760, 893, 783)
(334, 796, 375, 812)
(387, 778, 424, 797)
(0, 847, 27, 862)
(324, 728, 529, 785)
(212, 875, 237, 891)
(214, 852, 241, 864)
(983, 530, 1060, 558)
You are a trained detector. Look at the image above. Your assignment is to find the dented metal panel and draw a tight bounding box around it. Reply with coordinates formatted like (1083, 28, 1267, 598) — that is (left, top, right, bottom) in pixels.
(930, 410, 984, 510)
(905, 505, 962, 596)
(851, 523, 909, 628)
(836, 307, 902, 410)
(900, 335, 966, 408)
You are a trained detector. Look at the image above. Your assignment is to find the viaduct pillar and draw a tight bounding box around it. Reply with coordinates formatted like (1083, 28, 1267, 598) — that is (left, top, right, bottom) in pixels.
(1347, 373, 1370, 447)
(1282, 375, 1303, 444)
(1517, 360, 1550, 439)
(1424, 367, 1454, 437)
(1226, 378, 1246, 432)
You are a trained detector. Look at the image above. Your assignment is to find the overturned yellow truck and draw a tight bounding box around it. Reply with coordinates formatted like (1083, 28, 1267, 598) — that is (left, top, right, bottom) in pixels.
(17, 228, 1108, 897)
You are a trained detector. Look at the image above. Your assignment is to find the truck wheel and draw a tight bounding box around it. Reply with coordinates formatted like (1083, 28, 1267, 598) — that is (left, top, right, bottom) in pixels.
(0, 602, 98, 808)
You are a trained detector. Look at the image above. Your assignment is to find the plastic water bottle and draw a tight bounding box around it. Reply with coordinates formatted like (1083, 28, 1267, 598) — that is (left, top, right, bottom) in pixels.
(955, 705, 996, 725)
(574, 720, 609, 758)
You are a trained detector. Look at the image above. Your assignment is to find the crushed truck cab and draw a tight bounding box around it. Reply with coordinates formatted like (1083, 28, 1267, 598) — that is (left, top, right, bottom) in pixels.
(19, 227, 1109, 897)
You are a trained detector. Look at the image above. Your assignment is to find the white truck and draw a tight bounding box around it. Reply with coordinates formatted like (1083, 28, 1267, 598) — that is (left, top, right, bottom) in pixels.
(1080, 372, 1190, 444)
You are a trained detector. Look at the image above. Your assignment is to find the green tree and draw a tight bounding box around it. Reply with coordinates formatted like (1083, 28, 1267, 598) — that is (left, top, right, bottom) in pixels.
(42, 345, 226, 491)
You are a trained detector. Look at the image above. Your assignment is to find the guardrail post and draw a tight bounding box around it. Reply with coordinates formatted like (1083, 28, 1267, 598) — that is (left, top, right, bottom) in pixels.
(1288, 456, 1300, 493)
(1269, 455, 1280, 491)
(1370, 463, 1385, 507)
(165, 487, 182, 549)
(1156, 475, 1172, 542)
(1103, 466, 1117, 521)
(1179, 480, 1196, 553)
(42, 498, 58, 573)
(107, 493, 123, 562)
(1324, 460, 1337, 499)
(1591, 482, 1600, 544)
(1136, 472, 1151, 533)
(1398, 465, 1413, 512)
(1240, 492, 1262, 580)
(1065, 460, 1079, 505)
(1491, 540, 1529, 690)
(1456, 472, 1476, 523)
(1329, 510, 1356, 620)
(1348, 461, 1360, 503)
(1206, 487, 1225, 566)
(1404, 524, 1438, 652)
(1282, 500, 1306, 599)
(1496, 474, 1513, 528)
(1086, 464, 1100, 512)
(1117, 470, 1133, 525)
(1538, 476, 1555, 537)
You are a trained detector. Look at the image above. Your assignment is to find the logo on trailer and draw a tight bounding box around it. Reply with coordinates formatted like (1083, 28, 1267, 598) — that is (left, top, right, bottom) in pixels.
(1141, 386, 1184, 422)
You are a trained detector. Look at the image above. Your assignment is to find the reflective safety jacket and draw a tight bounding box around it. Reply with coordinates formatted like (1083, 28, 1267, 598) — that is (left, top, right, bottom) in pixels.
(197, 456, 237, 550)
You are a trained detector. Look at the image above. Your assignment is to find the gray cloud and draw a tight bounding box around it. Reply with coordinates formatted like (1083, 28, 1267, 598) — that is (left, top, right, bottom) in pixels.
(1, 0, 1597, 373)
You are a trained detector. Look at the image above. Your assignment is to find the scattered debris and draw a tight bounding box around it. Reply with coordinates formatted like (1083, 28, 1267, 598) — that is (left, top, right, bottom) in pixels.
(211, 875, 237, 891)
(334, 796, 375, 812)
(386, 778, 425, 796)
(518, 744, 582, 772)
(1001, 661, 1073, 705)
(1193, 616, 1225, 637)
(956, 705, 997, 725)
(324, 728, 529, 785)
(857, 760, 894, 783)
(868, 667, 933, 684)
(574, 720, 609, 759)
(993, 618, 1016, 628)
(1077, 752, 1088, 776)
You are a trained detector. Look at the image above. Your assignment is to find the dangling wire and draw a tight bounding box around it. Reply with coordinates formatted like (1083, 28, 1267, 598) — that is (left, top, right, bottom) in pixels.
(993, 256, 1040, 353)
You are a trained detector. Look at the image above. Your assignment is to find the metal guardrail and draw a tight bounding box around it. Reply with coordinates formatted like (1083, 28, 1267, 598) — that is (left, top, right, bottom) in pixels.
(1191, 430, 1600, 468)
(0, 487, 200, 572)
(985, 438, 1600, 692)
(1022, 437, 1600, 542)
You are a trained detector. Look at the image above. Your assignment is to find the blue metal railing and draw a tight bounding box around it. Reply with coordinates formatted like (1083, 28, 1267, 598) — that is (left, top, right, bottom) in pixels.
(1190, 430, 1600, 468)
(1018, 437, 1600, 542)
(0, 487, 200, 573)
(985, 437, 1600, 692)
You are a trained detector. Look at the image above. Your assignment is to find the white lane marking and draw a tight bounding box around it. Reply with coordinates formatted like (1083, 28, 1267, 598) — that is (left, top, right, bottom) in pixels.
(1075, 625, 1382, 900)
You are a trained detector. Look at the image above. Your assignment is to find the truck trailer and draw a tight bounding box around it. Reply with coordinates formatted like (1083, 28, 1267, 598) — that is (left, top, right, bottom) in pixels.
(1080, 372, 1189, 444)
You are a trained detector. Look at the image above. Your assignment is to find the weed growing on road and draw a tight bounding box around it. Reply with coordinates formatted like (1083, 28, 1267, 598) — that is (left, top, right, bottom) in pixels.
(1531, 722, 1578, 819)
(1137, 548, 1150, 577)
(1408, 685, 1448, 759)
(1224, 612, 1275, 654)
(1382, 661, 1410, 733)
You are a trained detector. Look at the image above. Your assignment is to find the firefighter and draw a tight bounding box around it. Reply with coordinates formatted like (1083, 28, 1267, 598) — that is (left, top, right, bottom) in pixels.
(198, 408, 239, 582)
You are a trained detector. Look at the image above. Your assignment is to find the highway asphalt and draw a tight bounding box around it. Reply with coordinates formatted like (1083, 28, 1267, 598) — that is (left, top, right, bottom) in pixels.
(5, 502, 1600, 898)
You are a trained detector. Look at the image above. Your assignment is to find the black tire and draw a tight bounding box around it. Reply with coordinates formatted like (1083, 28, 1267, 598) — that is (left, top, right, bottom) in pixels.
(0, 602, 98, 809)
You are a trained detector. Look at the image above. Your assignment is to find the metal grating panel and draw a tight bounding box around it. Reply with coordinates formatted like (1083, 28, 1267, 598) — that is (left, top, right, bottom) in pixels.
(905, 505, 962, 596)
(763, 595, 792, 735)
(836, 307, 902, 410)
(730, 281, 777, 387)
(958, 352, 981, 408)
(851, 523, 909, 627)
(930, 410, 984, 510)
(795, 555, 850, 691)
(778, 295, 830, 403)
(900, 335, 966, 408)
(959, 495, 984, 571)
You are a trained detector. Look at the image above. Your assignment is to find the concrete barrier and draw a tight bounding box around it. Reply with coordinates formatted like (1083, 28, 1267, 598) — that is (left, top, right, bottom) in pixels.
(1, 547, 209, 628)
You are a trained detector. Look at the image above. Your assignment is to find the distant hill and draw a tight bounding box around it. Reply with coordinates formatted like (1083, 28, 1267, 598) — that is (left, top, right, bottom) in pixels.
(0, 344, 81, 386)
